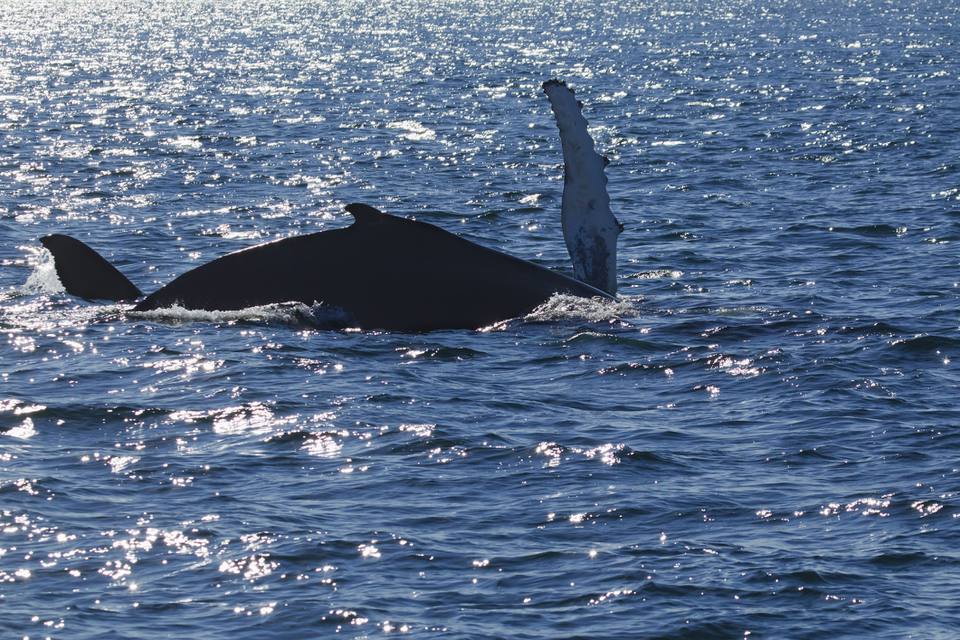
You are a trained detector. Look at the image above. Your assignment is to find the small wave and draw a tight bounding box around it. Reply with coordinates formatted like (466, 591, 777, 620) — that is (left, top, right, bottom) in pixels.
(524, 293, 638, 324)
(130, 302, 353, 328)
(398, 346, 485, 360)
(2, 417, 37, 439)
(889, 334, 960, 353)
(828, 224, 907, 237)
(869, 551, 933, 567)
(387, 119, 436, 141)
(562, 331, 661, 349)
(836, 321, 904, 336)
(627, 269, 683, 280)
(263, 429, 314, 445)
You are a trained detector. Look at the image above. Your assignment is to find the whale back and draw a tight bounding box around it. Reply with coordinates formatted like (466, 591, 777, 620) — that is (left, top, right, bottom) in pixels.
(132, 206, 609, 331)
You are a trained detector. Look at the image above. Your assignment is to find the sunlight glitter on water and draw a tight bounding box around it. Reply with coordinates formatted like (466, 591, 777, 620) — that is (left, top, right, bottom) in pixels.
(2, 0, 960, 638)
(302, 432, 344, 458)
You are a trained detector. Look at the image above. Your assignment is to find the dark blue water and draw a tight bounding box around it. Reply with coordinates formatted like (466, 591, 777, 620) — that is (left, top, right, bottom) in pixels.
(2, 1, 960, 637)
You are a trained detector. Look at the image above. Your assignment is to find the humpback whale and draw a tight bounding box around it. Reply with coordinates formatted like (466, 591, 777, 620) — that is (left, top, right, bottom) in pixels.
(37, 81, 621, 332)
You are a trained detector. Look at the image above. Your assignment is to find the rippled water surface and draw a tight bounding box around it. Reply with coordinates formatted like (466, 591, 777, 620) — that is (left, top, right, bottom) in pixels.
(2, 1, 960, 637)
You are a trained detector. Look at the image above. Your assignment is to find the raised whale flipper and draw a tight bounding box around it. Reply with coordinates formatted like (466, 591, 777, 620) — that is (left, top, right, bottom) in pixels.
(39, 234, 142, 301)
(542, 79, 621, 295)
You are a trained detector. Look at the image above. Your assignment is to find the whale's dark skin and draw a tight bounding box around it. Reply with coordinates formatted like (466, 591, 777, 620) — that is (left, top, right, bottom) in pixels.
(40, 234, 142, 302)
(42, 204, 610, 331)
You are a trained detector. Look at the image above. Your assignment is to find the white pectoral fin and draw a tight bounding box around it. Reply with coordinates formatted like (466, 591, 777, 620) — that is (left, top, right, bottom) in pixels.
(543, 80, 620, 295)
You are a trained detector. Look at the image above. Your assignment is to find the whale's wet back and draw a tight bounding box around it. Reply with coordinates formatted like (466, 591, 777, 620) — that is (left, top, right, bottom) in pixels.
(131, 204, 610, 330)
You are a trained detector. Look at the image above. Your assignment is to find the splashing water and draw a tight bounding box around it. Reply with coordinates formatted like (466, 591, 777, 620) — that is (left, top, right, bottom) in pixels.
(525, 293, 638, 324)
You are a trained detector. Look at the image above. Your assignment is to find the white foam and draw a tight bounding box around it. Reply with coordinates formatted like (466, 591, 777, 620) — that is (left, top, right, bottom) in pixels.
(524, 293, 638, 324)
(4, 417, 37, 440)
(22, 246, 66, 295)
(130, 301, 352, 327)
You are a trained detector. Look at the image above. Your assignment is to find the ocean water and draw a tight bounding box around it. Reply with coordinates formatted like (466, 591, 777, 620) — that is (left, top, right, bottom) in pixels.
(2, 0, 960, 637)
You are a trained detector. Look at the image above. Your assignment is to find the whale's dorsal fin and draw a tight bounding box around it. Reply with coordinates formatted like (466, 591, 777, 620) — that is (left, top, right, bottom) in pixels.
(543, 79, 621, 295)
(39, 234, 141, 302)
(346, 203, 389, 225)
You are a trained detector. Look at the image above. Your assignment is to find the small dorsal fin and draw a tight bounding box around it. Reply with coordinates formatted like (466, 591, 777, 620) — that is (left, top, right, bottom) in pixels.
(39, 234, 142, 301)
(346, 203, 387, 225)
